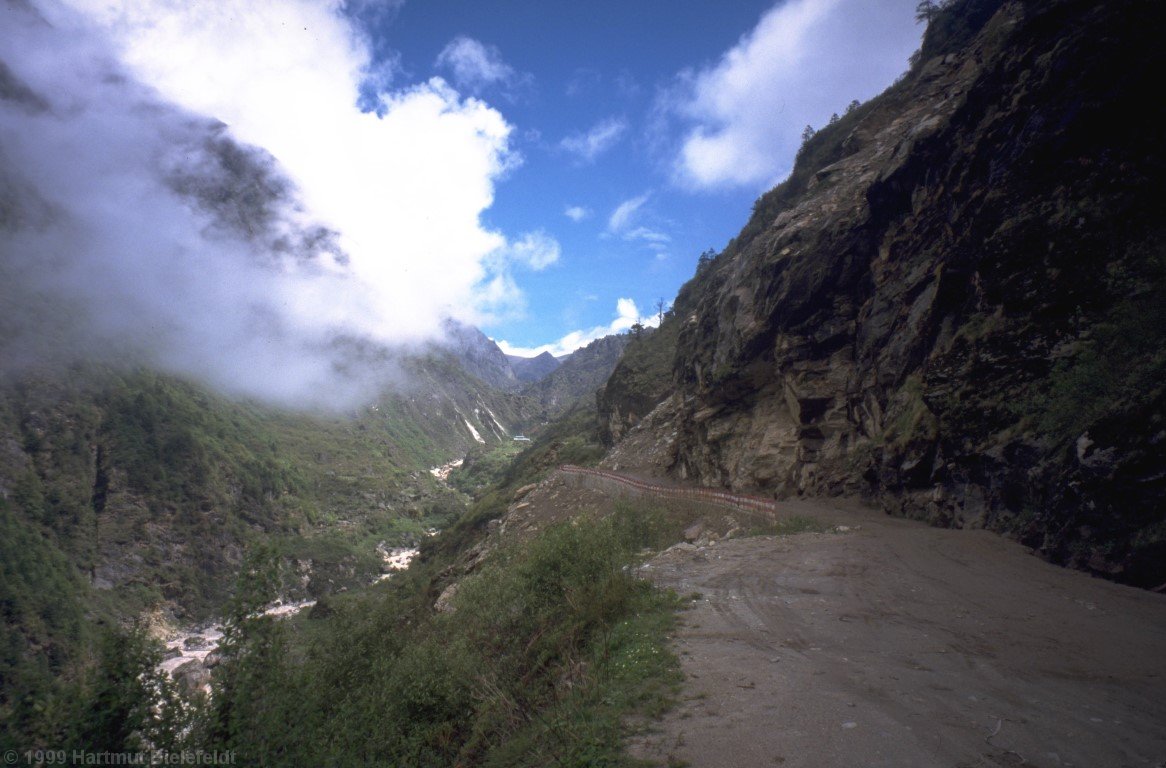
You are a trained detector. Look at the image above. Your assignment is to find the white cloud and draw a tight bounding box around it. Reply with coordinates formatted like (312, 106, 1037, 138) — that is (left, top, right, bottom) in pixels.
(666, 0, 920, 189)
(625, 227, 670, 244)
(473, 273, 525, 324)
(47, 0, 520, 337)
(0, 0, 533, 407)
(564, 205, 591, 222)
(606, 193, 670, 253)
(435, 36, 523, 94)
(495, 298, 659, 357)
(560, 117, 627, 163)
(627, 227, 671, 257)
(497, 230, 561, 271)
(607, 192, 651, 233)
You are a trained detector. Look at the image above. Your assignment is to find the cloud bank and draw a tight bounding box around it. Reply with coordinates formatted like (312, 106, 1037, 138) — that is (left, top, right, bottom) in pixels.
(0, 0, 538, 408)
(666, 0, 921, 189)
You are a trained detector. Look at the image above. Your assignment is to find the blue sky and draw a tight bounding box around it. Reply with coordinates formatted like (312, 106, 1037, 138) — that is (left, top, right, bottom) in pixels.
(380, 1, 781, 352)
(359, 0, 924, 354)
(2, 0, 923, 407)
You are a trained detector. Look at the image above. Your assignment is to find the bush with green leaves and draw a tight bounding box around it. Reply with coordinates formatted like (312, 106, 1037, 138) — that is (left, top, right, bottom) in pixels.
(197, 507, 682, 767)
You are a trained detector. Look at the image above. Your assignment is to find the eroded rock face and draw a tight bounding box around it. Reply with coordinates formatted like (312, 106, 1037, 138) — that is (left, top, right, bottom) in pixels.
(659, 0, 1165, 585)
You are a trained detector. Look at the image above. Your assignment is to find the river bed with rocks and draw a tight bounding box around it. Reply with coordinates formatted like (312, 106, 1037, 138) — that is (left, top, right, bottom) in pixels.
(429, 457, 464, 481)
(160, 544, 421, 692)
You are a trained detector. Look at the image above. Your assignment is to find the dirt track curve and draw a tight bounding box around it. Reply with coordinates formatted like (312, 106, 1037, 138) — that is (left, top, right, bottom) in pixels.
(559, 464, 777, 514)
(593, 488, 1166, 768)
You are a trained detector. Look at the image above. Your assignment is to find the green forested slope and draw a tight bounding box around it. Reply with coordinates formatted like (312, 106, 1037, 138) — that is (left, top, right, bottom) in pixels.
(0, 351, 534, 743)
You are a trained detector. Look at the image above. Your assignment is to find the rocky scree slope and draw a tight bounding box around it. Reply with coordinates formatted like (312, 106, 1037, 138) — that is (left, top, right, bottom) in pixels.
(602, 0, 1166, 587)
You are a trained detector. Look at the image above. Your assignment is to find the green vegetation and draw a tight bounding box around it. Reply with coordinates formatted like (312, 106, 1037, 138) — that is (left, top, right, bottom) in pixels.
(9, 479, 834, 760)
(0, 362, 478, 748)
(48, 506, 684, 766)
(97, 377, 305, 525)
(522, 334, 630, 420)
(597, 320, 682, 444)
(993, 243, 1166, 447)
(1035, 271, 1166, 443)
(0, 499, 89, 748)
(65, 625, 192, 755)
(4, 330, 840, 760)
(0, 366, 462, 616)
(447, 440, 525, 495)
(609, 322, 681, 404)
(916, 0, 1003, 61)
(881, 374, 939, 449)
(490, 400, 609, 496)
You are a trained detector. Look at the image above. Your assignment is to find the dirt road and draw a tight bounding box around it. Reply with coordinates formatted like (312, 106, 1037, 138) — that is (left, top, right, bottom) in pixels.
(628, 498, 1166, 768)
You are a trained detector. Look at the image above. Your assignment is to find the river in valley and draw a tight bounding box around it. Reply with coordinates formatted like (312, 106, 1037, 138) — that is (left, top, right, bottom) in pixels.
(160, 544, 420, 689)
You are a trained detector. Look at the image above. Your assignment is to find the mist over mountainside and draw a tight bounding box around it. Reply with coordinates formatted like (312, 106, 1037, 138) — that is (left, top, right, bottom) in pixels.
(0, 344, 532, 611)
(597, 0, 1166, 587)
(0, 12, 375, 408)
(0, 0, 547, 640)
(0, 334, 547, 740)
(436, 320, 522, 392)
(3, 0, 1165, 761)
(0, 308, 540, 629)
(0, 0, 534, 411)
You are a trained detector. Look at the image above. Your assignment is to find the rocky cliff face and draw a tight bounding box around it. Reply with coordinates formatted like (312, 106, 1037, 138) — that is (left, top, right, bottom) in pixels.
(615, 0, 1165, 586)
(437, 320, 520, 392)
(597, 324, 679, 445)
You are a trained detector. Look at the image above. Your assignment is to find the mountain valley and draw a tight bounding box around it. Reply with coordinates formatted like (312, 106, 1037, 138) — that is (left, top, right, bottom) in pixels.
(2, 0, 1165, 764)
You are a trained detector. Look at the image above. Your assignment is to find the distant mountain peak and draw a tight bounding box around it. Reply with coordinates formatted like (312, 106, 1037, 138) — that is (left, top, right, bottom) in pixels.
(506, 350, 561, 383)
(437, 318, 519, 390)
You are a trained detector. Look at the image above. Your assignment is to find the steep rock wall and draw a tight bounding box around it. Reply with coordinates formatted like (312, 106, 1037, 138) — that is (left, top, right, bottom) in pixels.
(666, 0, 1165, 585)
